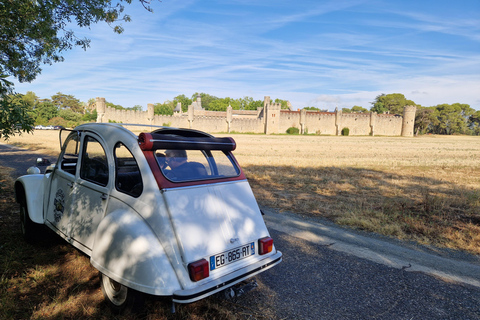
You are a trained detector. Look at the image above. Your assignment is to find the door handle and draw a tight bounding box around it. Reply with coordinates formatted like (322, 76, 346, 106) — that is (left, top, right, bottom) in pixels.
(67, 182, 74, 188)
(100, 193, 108, 200)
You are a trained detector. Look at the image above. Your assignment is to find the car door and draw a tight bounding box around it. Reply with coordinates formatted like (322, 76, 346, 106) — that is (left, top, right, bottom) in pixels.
(68, 133, 110, 254)
(45, 132, 80, 239)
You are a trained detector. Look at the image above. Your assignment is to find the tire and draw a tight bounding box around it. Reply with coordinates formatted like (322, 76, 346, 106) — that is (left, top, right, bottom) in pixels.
(100, 273, 145, 313)
(19, 196, 39, 243)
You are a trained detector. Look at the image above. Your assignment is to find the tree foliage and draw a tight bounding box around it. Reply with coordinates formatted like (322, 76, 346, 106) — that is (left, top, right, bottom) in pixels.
(370, 93, 416, 114)
(35, 101, 59, 123)
(154, 102, 174, 116)
(469, 111, 480, 135)
(0, 93, 35, 139)
(430, 103, 475, 135)
(52, 92, 83, 112)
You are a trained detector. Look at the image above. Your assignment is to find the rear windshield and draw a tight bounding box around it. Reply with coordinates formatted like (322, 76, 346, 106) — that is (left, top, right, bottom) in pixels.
(154, 149, 240, 182)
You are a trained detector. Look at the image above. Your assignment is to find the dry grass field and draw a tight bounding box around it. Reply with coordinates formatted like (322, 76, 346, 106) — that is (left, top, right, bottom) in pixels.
(1, 129, 479, 319)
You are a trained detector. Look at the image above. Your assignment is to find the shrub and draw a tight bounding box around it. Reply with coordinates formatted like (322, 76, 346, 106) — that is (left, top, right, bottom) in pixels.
(341, 127, 350, 136)
(286, 127, 299, 134)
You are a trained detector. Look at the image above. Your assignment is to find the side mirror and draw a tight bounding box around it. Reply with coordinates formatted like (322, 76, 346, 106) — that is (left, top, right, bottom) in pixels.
(36, 158, 51, 166)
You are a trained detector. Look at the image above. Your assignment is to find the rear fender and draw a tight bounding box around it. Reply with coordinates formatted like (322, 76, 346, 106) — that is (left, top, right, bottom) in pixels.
(90, 209, 181, 296)
(14, 175, 46, 224)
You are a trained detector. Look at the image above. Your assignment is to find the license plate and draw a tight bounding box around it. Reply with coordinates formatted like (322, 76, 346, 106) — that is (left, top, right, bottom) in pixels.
(210, 242, 255, 271)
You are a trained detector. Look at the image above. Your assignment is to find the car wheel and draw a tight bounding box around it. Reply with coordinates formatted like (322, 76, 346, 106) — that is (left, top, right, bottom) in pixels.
(100, 273, 145, 313)
(19, 197, 39, 243)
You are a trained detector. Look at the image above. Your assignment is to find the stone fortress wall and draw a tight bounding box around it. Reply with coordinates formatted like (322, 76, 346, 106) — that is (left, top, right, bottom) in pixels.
(95, 95, 416, 136)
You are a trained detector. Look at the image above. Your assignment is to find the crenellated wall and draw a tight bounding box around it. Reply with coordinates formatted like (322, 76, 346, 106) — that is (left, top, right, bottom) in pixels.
(95, 96, 416, 136)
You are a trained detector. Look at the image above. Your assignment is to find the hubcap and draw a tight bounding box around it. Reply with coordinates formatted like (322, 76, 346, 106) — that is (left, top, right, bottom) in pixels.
(102, 274, 128, 306)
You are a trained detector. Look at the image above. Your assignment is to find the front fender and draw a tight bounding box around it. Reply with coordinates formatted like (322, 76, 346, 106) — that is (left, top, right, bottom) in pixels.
(90, 209, 181, 296)
(14, 174, 46, 224)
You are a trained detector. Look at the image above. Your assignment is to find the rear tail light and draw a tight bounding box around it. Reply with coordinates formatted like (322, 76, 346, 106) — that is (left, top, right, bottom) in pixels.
(188, 259, 209, 282)
(258, 237, 273, 255)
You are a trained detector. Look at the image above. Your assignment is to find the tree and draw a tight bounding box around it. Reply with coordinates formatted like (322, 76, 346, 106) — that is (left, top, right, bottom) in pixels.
(351, 105, 369, 113)
(370, 93, 416, 114)
(154, 102, 174, 115)
(106, 101, 125, 110)
(83, 109, 98, 122)
(21, 91, 39, 108)
(430, 103, 474, 135)
(469, 110, 480, 135)
(207, 98, 236, 111)
(52, 92, 83, 113)
(59, 109, 82, 122)
(0, 93, 35, 139)
(245, 99, 263, 110)
(35, 101, 58, 123)
(414, 106, 435, 135)
(237, 96, 262, 110)
(0, 0, 157, 137)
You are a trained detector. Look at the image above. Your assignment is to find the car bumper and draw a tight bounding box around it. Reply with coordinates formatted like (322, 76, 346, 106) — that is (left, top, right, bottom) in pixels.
(172, 250, 282, 303)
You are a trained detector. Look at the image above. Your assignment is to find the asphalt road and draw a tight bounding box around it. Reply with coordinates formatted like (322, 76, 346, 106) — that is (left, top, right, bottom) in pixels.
(2, 142, 480, 319)
(248, 211, 480, 319)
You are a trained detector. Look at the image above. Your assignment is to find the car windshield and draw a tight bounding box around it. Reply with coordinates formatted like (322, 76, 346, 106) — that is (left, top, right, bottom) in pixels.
(154, 149, 240, 182)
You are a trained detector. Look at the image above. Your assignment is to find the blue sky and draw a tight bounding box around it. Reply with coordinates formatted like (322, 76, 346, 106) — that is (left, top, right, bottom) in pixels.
(14, 0, 480, 111)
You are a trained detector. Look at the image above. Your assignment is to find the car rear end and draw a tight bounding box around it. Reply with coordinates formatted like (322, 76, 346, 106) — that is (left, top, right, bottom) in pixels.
(138, 129, 282, 303)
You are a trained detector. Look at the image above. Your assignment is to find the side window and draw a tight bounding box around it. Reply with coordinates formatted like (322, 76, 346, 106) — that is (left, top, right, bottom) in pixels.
(59, 133, 80, 175)
(80, 136, 109, 186)
(115, 143, 143, 197)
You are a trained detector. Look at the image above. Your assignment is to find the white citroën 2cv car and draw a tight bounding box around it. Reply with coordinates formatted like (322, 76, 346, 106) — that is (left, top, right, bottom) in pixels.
(15, 123, 282, 312)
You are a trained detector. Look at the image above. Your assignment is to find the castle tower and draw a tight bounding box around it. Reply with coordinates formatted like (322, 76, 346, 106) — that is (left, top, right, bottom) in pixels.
(96, 97, 106, 123)
(188, 104, 194, 129)
(226, 105, 233, 133)
(335, 107, 342, 136)
(264, 96, 281, 134)
(369, 111, 376, 136)
(300, 109, 306, 134)
(147, 103, 154, 126)
(401, 105, 416, 137)
(196, 94, 201, 108)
